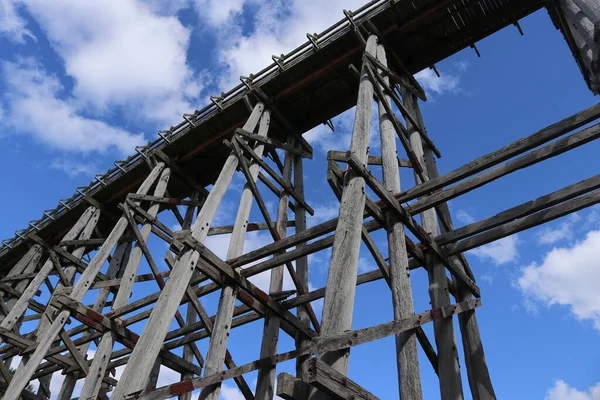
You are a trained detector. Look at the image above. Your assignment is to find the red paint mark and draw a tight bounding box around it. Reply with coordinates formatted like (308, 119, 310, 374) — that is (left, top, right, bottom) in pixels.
(431, 308, 442, 321)
(86, 308, 105, 323)
(171, 381, 194, 396)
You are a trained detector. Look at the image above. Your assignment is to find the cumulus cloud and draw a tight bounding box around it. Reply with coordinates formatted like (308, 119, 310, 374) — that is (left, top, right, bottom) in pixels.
(518, 230, 600, 330)
(1, 58, 145, 154)
(455, 209, 476, 225)
(202, 0, 366, 89)
(469, 234, 519, 265)
(545, 380, 600, 400)
(0, 0, 36, 43)
(537, 214, 581, 245)
(13, 0, 202, 124)
(415, 68, 460, 95)
(50, 158, 98, 178)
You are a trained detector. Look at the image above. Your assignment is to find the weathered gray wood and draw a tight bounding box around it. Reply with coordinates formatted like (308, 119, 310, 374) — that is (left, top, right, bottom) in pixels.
(0, 163, 166, 400)
(57, 240, 132, 400)
(137, 299, 480, 400)
(235, 128, 312, 159)
(111, 102, 265, 399)
(376, 44, 423, 400)
(327, 150, 411, 168)
(346, 153, 479, 297)
(197, 108, 272, 400)
(276, 372, 311, 400)
(409, 123, 600, 217)
(294, 152, 312, 381)
(408, 92, 496, 399)
(306, 358, 379, 400)
(401, 85, 464, 400)
(313, 36, 378, 388)
(79, 167, 172, 400)
(208, 221, 294, 236)
(439, 173, 600, 245)
(0, 207, 97, 333)
(256, 149, 293, 399)
(180, 191, 199, 400)
(396, 103, 600, 205)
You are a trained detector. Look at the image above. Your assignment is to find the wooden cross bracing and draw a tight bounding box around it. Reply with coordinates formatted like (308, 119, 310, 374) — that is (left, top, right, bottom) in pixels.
(0, 23, 599, 400)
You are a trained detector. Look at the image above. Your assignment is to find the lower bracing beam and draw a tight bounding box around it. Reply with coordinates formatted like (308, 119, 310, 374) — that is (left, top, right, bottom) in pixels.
(138, 299, 481, 400)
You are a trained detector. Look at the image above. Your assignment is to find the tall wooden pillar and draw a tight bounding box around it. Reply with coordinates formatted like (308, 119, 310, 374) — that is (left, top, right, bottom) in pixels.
(311, 34, 378, 387)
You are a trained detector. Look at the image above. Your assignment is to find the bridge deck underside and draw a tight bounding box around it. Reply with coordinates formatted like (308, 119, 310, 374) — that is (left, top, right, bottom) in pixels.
(0, 0, 546, 272)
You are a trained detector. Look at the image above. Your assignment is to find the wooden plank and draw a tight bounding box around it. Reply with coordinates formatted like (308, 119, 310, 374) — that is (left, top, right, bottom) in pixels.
(375, 43, 423, 400)
(127, 193, 203, 207)
(276, 372, 311, 400)
(396, 103, 600, 205)
(208, 221, 295, 236)
(183, 235, 314, 339)
(400, 86, 464, 399)
(313, 35, 378, 387)
(306, 357, 379, 400)
(346, 153, 480, 297)
(110, 102, 265, 399)
(138, 299, 481, 400)
(195, 108, 272, 400)
(294, 152, 311, 380)
(236, 128, 312, 159)
(256, 148, 293, 399)
(233, 136, 315, 215)
(327, 150, 411, 168)
(0, 164, 166, 400)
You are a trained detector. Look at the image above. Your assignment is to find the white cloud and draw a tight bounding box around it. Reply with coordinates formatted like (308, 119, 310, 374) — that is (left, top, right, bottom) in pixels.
(469, 234, 519, 265)
(193, 0, 250, 27)
(518, 230, 600, 330)
(545, 380, 600, 400)
(1, 58, 145, 154)
(0, 0, 36, 43)
(414, 68, 460, 95)
(310, 203, 340, 226)
(456, 209, 476, 225)
(50, 158, 98, 178)
(205, 0, 367, 89)
(537, 214, 581, 245)
(15, 0, 202, 124)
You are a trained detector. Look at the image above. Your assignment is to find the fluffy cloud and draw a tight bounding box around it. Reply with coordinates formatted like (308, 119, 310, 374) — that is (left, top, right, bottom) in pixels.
(1, 58, 145, 154)
(203, 0, 366, 89)
(518, 230, 600, 330)
(12, 0, 202, 124)
(415, 67, 460, 95)
(537, 214, 581, 245)
(469, 234, 519, 265)
(0, 0, 36, 43)
(50, 158, 98, 178)
(545, 380, 600, 400)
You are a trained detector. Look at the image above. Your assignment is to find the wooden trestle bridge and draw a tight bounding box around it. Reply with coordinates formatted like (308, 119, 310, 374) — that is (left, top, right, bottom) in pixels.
(0, 0, 599, 399)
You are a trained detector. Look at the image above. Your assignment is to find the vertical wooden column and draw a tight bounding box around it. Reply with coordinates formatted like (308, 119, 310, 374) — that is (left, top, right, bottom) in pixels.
(255, 149, 293, 399)
(294, 153, 311, 381)
(180, 191, 201, 400)
(376, 44, 423, 399)
(561, 0, 600, 90)
(79, 167, 172, 400)
(198, 109, 271, 400)
(410, 96, 496, 399)
(111, 103, 265, 399)
(311, 34, 378, 385)
(400, 86, 464, 400)
(1, 163, 166, 400)
(56, 240, 132, 400)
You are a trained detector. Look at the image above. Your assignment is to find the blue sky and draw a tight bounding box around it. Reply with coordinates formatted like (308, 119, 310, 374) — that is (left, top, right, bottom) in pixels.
(1, 1, 600, 399)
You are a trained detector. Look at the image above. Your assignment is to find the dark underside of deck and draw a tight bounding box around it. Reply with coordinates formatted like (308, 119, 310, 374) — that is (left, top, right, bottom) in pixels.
(0, 0, 548, 270)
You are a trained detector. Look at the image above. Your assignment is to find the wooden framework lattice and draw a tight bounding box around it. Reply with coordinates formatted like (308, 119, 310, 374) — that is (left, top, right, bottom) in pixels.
(0, 0, 599, 399)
